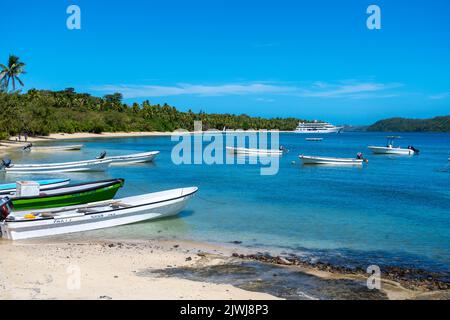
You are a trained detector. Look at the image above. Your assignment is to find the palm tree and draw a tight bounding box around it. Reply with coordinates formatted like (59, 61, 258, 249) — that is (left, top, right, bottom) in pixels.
(0, 55, 26, 92)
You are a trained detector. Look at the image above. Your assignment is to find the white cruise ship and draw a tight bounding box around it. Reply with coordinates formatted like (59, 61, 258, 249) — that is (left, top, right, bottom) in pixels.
(295, 120, 343, 134)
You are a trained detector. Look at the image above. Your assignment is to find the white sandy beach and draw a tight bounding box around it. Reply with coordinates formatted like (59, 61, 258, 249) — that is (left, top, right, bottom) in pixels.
(0, 238, 445, 300)
(0, 239, 279, 300)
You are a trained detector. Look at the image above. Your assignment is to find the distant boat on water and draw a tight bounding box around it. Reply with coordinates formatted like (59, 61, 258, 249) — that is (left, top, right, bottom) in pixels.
(299, 155, 367, 166)
(368, 136, 419, 155)
(295, 120, 343, 134)
(23, 144, 83, 152)
(226, 146, 284, 156)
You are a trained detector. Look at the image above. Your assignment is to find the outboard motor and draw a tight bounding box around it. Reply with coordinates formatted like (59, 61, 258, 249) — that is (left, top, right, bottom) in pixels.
(1, 158, 12, 168)
(356, 152, 363, 159)
(408, 146, 420, 154)
(0, 197, 13, 221)
(23, 143, 33, 151)
(97, 151, 107, 159)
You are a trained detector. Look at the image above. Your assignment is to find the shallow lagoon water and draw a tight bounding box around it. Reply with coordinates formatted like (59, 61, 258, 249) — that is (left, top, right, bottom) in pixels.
(2, 132, 450, 274)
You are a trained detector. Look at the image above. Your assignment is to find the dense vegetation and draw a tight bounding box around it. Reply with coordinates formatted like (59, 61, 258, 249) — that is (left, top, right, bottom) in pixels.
(367, 116, 450, 132)
(0, 89, 301, 139)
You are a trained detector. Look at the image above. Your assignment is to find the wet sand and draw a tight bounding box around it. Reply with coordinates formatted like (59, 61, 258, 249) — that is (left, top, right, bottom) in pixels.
(1, 238, 447, 300)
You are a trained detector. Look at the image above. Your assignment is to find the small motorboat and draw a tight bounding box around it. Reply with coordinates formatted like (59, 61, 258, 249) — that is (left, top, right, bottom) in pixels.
(299, 154, 367, 166)
(8, 178, 124, 211)
(96, 151, 159, 165)
(305, 138, 323, 141)
(226, 146, 284, 156)
(368, 136, 419, 155)
(23, 143, 83, 152)
(1, 158, 112, 174)
(0, 186, 198, 240)
(0, 179, 71, 195)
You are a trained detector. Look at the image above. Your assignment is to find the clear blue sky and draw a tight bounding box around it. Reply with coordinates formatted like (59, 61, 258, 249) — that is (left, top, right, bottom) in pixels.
(2, 0, 449, 124)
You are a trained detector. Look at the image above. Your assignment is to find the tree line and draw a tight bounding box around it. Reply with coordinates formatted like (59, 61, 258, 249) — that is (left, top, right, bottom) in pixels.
(0, 89, 302, 139)
(367, 116, 450, 132)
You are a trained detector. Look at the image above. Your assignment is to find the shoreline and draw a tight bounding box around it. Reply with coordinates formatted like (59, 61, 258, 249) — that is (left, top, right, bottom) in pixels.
(1, 238, 448, 300)
(0, 130, 295, 151)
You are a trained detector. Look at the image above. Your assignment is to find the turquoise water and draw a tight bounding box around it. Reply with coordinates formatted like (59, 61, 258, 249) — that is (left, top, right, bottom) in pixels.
(3, 132, 450, 273)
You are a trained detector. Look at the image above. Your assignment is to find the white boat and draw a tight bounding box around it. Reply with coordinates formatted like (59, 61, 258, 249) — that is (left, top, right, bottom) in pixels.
(23, 144, 83, 152)
(0, 178, 71, 195)
(305, 138, 323, 141)
(295, 120, 343, 134)
(97, 151, 160, 165)
(0, 187, 198, 240)
(368, 136, 419, 155)
(226, 146, 284, 156)
(299, 155, 366, 165)
(1, 158, 112, 174)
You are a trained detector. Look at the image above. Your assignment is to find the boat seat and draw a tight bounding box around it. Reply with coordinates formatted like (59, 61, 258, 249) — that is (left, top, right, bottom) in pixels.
(40, 212, 59, 218)
(76, 208, 97, 214)
(110, 201, 132, 209)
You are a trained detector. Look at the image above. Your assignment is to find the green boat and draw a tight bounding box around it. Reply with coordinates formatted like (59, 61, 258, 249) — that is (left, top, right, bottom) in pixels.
(9, 179, 124, 211)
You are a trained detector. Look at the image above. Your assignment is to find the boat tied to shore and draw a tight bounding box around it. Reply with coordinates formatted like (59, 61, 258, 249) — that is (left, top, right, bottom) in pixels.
(0, 186, 198, 240)
(96, 151, 160, 165)
(368, 136, 419, 155)
(0, 158, 112, 174)
(8, 178, 124, 211)
(0, 179, 71, 195)
(23, 143, 84, 152)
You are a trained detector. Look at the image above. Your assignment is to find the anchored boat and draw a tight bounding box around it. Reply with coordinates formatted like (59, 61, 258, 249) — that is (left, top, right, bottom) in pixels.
(0, 179, 71, 195)
(226, 146, 284, 156)
(9, 178, 124, 211)
(23, 143, 83, 152)
(1, 158, 112, 174)
(299, 154, 367, 165)
(295, 120, 343, 134)
(0, 186, 198, 240)
(97, 151, 160, 165)
(368, 136, 419, 155)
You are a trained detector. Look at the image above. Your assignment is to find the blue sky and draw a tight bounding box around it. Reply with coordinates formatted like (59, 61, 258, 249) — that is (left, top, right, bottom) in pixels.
(2, 0, 449, 124)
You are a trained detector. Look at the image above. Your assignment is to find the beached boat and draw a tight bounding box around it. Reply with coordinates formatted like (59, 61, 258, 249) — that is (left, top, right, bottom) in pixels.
(226, 146, 284, 156)
(299, 155, 366, 165)
(368, 136, 419, 155)
(23, 143, 83, 152)
(305, 138, 323, 141)
(0, 158, 112, 174)
(9, 179, 124, 211)
(0, 179, 71, 195)
(0, 186, 198, 240)
(97, 151, 160, 165)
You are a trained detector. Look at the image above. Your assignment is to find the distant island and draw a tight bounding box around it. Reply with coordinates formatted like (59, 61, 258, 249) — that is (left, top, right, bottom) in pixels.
(367, 115, 450, 132)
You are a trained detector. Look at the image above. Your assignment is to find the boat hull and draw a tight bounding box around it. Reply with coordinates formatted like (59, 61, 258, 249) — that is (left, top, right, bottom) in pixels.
(0, 179, 71, 195)
(300, 155, 363, 165)
(368, 146, 415, 155)
(108, 151, 159, 165)
(295, 128, 342, 134)
(29, 144, 83, 152)
(3, 159, 112, 174)
(226, 147, 283, 156)
(1, 187, 197, 240)
(11, 179, 124, 211)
